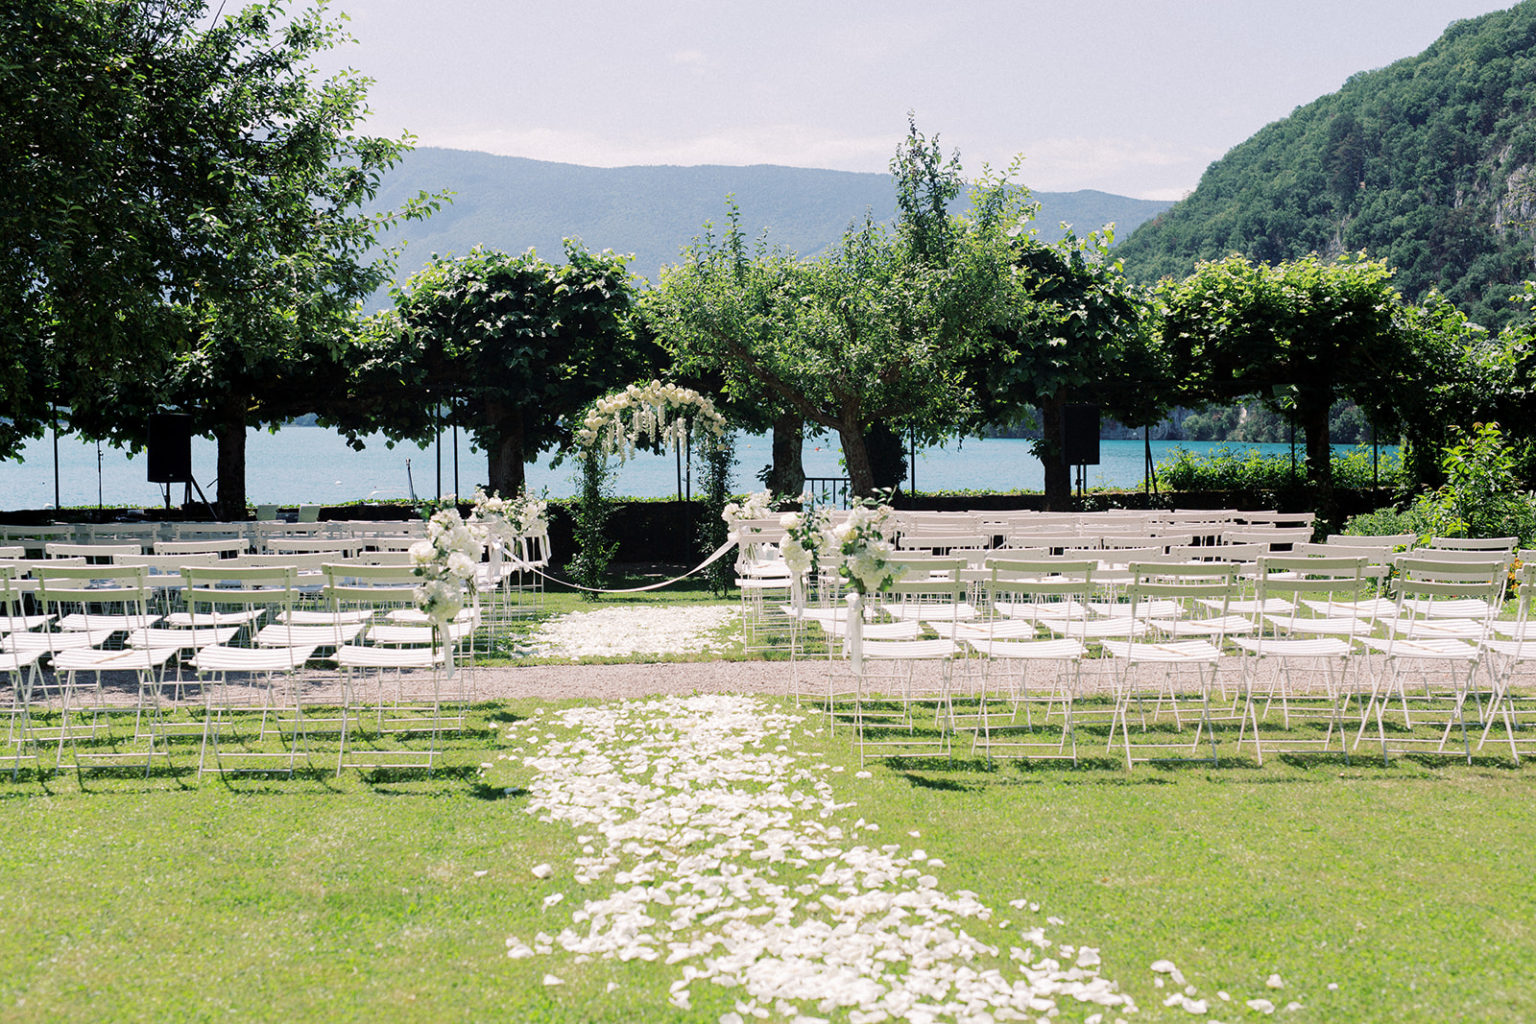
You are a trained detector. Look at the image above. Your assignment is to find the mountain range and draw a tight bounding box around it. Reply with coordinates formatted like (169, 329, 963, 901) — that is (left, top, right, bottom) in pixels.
(367, 148, 1174, 285)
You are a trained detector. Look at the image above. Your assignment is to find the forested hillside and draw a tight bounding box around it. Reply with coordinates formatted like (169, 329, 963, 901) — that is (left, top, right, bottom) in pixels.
(369, 148, 1172, 283)
(1118, 2, 1536, 327)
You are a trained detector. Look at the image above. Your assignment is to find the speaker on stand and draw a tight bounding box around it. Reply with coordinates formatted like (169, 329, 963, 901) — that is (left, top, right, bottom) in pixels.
(147, 413, 215, 516)
(1061, 403, 1101, 498)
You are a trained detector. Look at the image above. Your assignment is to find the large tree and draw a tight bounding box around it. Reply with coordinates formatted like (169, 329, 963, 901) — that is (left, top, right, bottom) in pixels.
(967, 229, 1167, 510)
(1157, 253, 1413, 492)
(646, 123, 1022, 496)
(1, 0, 227, 456)
(338, 243, 661, 496)
(11, 0, 436, 518)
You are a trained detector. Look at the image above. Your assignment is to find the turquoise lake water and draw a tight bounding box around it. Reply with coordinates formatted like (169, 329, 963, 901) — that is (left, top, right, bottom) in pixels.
(0, 426, 1390, 510)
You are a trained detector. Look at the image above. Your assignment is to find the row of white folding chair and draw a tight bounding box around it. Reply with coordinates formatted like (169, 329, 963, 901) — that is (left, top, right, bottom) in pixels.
(1480, 558, 1536, 762)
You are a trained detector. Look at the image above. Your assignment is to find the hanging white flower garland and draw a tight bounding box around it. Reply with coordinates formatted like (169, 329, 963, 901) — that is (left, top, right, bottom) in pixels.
(574, 380, 727, 464)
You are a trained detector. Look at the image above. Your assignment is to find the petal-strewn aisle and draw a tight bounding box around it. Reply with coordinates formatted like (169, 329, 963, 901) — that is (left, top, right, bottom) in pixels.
(500, 694, 1136, 1023)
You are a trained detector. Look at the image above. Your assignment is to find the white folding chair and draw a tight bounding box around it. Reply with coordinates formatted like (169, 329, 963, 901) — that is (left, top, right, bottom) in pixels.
(1102, 562, 1241, 769)
(852, 567, 965, 765)
(30, 564, 175, 774)
(1230, 555, 1371, 763)
(325, 563, 465, 775)
(956, 557, 1094, 764)
(1479, 558, 1536, 762)
(183, 565, 319, 776)
(1354, 556, 1506, 764)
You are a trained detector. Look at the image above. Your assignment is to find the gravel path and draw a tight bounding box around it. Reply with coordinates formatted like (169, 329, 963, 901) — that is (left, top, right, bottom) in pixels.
(5, 654, 1356, 708)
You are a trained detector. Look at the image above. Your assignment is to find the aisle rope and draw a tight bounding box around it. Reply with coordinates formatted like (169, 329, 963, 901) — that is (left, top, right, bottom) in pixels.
(520, 539, 739, 594)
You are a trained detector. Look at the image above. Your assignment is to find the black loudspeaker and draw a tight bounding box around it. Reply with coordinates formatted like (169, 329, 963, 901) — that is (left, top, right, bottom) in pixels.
(1061, 404, 1100, 466)
(147, 413, 193, 484)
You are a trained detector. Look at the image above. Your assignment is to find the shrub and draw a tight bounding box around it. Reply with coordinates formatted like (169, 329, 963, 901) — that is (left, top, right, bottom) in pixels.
(1405, 422, 1536, 545)
(1154, 444, 1403, 491)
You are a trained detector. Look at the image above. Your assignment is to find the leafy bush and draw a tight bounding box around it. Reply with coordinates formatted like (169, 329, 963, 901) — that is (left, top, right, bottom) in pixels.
(1405, 422, 1536, 545)
(1341, 504, 1428, 539)
(1155, 444, 1403, 491)
(1345, 423, 1536, 546)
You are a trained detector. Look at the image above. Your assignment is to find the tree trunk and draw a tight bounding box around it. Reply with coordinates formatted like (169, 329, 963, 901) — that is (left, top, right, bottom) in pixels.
(1039, 398, 1072, 512)
(767, 413, 805, 496)
(485, 401, 526, 496)
(837, 421, 876, 497)
(1299, 394, 1335, 523)
(214, 402, 247, 521)
(1300, 396, 1333, 488)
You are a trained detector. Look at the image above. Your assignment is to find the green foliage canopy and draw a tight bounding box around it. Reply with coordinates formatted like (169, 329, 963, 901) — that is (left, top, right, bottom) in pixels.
(646, 123, 1026, 496)
(342, 244, 660, 496)
(1157, 253, 1412, 490)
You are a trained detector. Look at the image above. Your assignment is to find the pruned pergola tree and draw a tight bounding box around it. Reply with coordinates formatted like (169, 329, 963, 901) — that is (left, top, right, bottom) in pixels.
(339, 244, 663, 496)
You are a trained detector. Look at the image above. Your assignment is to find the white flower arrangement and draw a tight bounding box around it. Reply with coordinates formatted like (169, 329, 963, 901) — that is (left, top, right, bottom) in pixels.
(574, 380, 727, 463)
(410, 507, 485, 625)
(830, 500, 903, 595)
(778, 505, 834, 578)
(720, 489, 774, 539)
(470, 486, 549, 544)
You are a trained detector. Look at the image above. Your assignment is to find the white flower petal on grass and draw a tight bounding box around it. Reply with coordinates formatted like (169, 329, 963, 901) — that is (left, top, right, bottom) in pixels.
(1247, 997, 1276, 1014)
(506, 694, 1135, 1022)
(542, 974, 563, 986)
(531, 863, 553, 879)
(526, 605, 738, 659)
(1267, 973, 1285, 989)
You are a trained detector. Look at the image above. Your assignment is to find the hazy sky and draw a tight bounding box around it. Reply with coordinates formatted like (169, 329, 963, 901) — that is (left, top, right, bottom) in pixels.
(299, 0, 1517, 200)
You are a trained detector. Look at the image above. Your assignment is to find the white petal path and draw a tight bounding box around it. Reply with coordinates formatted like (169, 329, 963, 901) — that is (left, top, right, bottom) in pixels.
(500, 693, 1139, 1023)
(525, 605, 738, 659)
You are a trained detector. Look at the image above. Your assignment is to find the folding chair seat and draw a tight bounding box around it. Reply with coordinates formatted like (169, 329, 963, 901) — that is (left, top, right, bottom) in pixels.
(1228, 555, 1371, 763)
(183, 566, 319, 776)
(322, 563, 466, 775)
(877, 556, 978, 625)
(1354, 557, 1506, 764)
(955, 558, 1094, 763)
(1102, 563, 1241, 768)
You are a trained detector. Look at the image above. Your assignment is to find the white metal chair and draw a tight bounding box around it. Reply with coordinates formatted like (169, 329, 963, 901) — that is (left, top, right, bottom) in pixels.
(183, 565, 319, 776)
(1479, 558, 1536, 762)
(957, 557, 1094, 764)
(1102, 562, 1241, 769)
(1354, 556, 1506, 764)
(31, 564, 175, 774)
(324, 563, 464, 775)
(852, 566, 965, 765)
(1230, 555, 1371, 764)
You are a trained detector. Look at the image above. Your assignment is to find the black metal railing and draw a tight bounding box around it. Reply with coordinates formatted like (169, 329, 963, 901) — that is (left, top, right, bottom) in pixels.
(803, 476, 852, 509)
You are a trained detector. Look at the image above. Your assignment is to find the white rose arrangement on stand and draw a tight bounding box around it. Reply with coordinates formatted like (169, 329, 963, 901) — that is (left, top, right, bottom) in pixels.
(782, 496, 903, 671)
(409, 507, 485, 671)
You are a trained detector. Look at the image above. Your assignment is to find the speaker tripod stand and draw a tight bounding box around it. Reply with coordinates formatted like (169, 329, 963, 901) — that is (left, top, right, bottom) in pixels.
(161, 477, 217, 520)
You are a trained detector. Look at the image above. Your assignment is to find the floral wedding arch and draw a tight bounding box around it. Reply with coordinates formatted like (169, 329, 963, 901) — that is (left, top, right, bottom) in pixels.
(568, 380, 734, 594)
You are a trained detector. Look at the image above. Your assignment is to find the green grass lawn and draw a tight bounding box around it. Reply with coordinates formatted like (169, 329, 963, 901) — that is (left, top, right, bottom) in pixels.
(2, 693, 1534, 1023)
